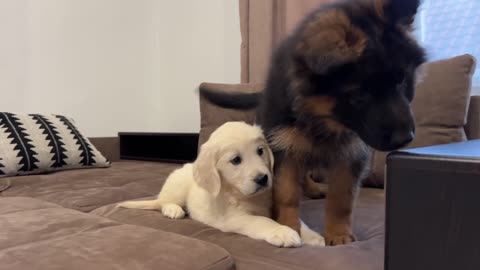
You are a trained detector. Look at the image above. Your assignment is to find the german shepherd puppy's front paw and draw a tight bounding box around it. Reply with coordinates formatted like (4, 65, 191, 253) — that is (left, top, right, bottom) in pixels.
(324, 233, 356, 246)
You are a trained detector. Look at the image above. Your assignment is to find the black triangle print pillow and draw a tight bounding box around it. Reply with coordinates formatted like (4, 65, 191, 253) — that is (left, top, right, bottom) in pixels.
(0, 113, 111, 177)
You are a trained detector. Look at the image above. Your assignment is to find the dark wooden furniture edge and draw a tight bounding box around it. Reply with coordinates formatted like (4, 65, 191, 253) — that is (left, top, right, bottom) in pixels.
(118, 132, 199, 163)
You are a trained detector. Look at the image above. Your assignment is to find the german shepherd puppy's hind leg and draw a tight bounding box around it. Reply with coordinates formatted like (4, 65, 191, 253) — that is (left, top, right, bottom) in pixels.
(303, 176, 327, 199)
(324, 163, 360, 246)
(273, 154, 302, 233)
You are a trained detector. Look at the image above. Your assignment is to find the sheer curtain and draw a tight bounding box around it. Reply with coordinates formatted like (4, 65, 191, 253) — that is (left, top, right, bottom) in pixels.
(239, 0, 332, 83)
(415, 0, 479, 92)
(239, 0, 479, 92)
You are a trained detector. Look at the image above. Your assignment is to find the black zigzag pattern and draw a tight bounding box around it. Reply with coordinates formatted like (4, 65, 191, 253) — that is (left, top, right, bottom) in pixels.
(31, 114, 68, 168)
(0, 113, 39, 172)
(56, 115, 96, 166)
(0, 158, 4, 176)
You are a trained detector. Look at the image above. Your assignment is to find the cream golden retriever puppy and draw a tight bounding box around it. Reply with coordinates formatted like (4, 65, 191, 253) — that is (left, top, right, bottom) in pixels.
(118, 121, 324, 247)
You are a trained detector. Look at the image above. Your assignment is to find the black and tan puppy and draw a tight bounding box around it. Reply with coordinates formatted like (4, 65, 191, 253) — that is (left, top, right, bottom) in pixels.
(200, 0, 425, 246)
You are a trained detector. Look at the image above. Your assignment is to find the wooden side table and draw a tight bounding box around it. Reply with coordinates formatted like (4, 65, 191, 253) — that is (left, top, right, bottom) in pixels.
(385, 140, 480, 270)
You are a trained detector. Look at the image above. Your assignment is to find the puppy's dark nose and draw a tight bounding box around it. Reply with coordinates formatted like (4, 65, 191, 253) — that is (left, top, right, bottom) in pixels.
(390, 130, 415, 149)
(255, 174, 268, 187)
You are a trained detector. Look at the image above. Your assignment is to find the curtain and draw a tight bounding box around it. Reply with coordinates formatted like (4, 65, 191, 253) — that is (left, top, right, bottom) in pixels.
(416, 0, 480, 89)
(239, 0, 333, 83)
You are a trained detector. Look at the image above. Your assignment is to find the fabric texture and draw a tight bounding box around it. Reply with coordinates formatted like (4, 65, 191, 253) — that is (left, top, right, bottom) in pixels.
(367, 54, 477, 187)
(199, 55, 477, 187)
(2, 161, 385, 270)
(93, 189, 385, 270)
(198, 82, 263, 148)
(0, 113, 110, 177)
(0, 197, 234, 270)
(239, 0, 332, 83)
(0, 161, 179, 212)
(89, 178, 385, 270)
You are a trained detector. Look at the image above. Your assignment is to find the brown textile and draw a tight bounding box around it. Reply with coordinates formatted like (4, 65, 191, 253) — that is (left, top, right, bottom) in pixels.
(2, 160, 384, 269)
(198, 82, 263, 148)
(367, 54, 477, 187)
(0, 161, 179, 212)
(89, 137, 120, 162)
(0, 197, 234, 270)
(93, 188, 386, 270)
(239, 0, 333, 83)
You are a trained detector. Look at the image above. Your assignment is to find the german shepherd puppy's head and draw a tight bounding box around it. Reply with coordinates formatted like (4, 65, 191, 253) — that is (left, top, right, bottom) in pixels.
(290, 0, 426, 151)
(200, 0, 426, 152)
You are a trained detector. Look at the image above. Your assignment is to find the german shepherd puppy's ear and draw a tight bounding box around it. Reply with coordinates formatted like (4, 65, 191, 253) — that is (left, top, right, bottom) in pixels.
(374, 0, 421, 25)
(294, 10, 367, 75)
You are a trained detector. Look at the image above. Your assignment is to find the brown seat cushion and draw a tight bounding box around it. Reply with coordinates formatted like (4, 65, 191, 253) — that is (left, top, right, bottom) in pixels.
(93, 188, 385, 270)
(0, 197, 234, 270)
(0, 161, 180, 212)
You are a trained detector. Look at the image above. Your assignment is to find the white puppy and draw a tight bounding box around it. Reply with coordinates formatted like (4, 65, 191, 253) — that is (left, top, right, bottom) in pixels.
(118, 121, 324, 247)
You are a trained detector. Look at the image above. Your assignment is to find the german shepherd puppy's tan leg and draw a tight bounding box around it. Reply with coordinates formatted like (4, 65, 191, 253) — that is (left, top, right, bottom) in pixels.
(303, 176, 327, 199)
(324, 163, 360, 246)
(273, 155, 302, 233)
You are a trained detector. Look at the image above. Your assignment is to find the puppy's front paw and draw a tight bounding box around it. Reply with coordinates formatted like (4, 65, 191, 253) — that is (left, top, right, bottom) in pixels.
(266, 225, 302, 248)
(301, 229, 325, 247)
(161, 204, 185, 219)
(324, 233, 356, 246)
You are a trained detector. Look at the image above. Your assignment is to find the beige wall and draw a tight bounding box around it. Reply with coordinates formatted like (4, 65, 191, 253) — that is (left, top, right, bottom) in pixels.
(0, 0, 241, 137)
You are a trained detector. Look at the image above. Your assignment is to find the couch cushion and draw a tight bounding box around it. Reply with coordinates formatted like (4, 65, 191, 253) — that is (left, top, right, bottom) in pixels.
(0, 161, 179, 212)
(199, 82, 263, 148)
(0, 197, 234, 270)
(367, 54, 477, 187)
(199, 55, 477, 188)
(0, 113, 110, 177)
(93, 188, 385, 270)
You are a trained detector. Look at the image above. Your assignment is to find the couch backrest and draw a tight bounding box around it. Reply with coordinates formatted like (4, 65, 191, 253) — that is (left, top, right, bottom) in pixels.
(199, 55, 478, 188)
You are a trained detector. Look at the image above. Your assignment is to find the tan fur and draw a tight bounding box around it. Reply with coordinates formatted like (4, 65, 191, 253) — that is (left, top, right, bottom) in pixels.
(268, 127, 313, 155)
(303, 177, 327, 199)
(324, 163, 359, 245)
(302, 96, 347, 134)
(295, 10, 367, 74)
(273, 156, 302, 233)
(118, 122, 325, 247)
(373, 0, 386, 21)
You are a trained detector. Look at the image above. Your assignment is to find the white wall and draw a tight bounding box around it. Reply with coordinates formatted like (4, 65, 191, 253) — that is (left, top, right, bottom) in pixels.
(0, 0, 241, 137)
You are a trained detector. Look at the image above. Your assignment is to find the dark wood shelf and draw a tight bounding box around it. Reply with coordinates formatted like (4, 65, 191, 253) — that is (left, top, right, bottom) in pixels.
(119, 132, 199, 163)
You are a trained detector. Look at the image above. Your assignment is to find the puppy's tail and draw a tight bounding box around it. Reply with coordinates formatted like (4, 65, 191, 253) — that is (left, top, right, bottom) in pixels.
(199, 87, 262, 110)
(117, 199, 162, 210)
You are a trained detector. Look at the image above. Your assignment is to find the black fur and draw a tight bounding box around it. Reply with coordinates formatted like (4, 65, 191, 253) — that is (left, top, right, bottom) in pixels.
(199, 89, 262, 110)
(200, 0, 426, 152)
(200, 0, 426, 245)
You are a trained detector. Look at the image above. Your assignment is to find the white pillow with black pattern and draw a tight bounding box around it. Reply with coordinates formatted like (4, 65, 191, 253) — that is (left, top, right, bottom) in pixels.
(0, 113, 110, 177)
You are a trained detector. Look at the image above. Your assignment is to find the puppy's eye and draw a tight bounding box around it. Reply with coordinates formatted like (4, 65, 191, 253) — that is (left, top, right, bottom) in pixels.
(257, 147, 264, 156)
(230, 156, 242, 165)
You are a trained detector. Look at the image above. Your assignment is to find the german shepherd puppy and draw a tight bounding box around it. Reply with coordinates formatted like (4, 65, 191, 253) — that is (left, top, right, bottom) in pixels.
(200, 0, 425, 246)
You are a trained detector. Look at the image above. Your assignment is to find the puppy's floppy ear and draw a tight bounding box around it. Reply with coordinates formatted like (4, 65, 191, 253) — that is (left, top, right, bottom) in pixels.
(193, 143, 221, 197)
(374, 0, 421, 25)
(295, 10, 367, 75)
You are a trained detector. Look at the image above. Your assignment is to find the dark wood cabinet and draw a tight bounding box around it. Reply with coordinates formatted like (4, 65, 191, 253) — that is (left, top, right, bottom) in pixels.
(119, 132, 199, 163)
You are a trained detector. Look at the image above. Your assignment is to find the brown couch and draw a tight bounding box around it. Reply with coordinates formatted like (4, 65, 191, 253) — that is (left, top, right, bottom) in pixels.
(0, 55, 478, 270)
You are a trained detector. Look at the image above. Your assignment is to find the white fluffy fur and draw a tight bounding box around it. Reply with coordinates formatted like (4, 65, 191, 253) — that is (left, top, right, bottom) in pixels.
(118, 122, 324, 247)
